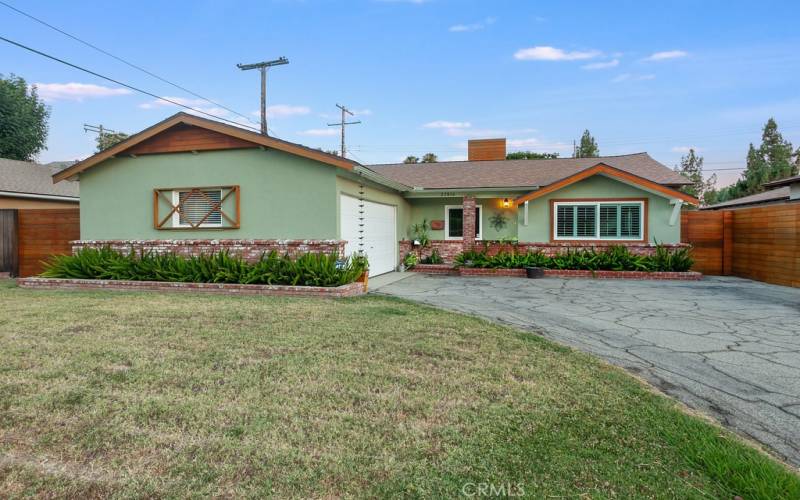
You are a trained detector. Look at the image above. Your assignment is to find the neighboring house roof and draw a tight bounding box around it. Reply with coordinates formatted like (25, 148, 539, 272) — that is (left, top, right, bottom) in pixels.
(0, 158, 79, 200)
(702, 187, 791, 210)
(763, 174, 800, 189)
(514, 163, 699, 205)
(54, 112, 360, 183)
(368, 153, 691, 190)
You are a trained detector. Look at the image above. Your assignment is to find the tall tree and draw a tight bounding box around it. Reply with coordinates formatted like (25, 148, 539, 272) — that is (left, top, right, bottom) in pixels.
(0, 74, 49, 161)
(573, 129, 599, 158)
(717, 118, 796, 202)
(421, 153, 438, 163)
(506, 151, 560, 160)
(95, 131, 129, 152)
(403, 156, 419, 164)
(674, 149, 717, 205)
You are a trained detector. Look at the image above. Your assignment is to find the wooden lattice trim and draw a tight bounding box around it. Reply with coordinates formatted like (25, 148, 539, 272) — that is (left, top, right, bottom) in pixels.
(153, 185, 240, 230)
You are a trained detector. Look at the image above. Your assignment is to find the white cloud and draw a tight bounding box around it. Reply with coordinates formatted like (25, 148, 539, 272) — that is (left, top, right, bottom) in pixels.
(34, 82, 131, 102)
(351, 108, 373, 116)
(449, 16, 496, 32)
(297, 128, 338, 136)
(642, 50, 688, 62)
(508, 137, 572, 151)
(582, 59, 619, 70)
(611, 73, 655, 83)
(423, 120, 471, 129)
(671, 146, 701, 153)
(514, 46, 600, 61)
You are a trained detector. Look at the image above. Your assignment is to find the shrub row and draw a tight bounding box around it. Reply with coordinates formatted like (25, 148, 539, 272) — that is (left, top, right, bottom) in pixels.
(41, 248, 369, 287)
(454, 245, 694, 272)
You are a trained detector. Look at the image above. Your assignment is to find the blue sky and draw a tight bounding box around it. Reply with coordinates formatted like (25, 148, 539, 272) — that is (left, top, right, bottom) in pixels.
(2, 0, 799, 187)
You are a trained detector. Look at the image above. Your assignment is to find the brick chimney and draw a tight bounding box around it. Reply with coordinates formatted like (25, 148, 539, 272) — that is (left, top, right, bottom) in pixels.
(467, 138, 506, 161)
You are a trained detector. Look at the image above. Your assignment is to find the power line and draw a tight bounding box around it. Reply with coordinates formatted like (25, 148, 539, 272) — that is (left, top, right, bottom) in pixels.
(0, 0, 259, 128)
(0, 35, 261, 131)
(327, 104, 361, 158)
(237, 57, 289, 135)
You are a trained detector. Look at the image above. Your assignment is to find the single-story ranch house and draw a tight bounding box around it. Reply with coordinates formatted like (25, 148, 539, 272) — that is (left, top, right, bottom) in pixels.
(53, 112, 698, 276)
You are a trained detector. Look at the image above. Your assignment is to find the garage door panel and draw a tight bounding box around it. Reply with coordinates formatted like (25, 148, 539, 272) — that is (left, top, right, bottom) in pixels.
(340, 195, 396, 277)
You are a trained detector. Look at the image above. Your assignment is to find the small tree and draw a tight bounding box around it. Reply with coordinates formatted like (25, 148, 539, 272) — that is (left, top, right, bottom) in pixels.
(0, 74, 50, 161)
(421, 153, 438, 163)
(403, 156, 419, 164)
(573, 129, 599, 158)
(506, 151, 559, 160)
(674, 149, 717, 205)
(95, 131, 129, 152)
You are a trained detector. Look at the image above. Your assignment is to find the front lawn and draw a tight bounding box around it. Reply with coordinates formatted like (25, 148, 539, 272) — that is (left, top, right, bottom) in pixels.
(0, 280, 797, 498)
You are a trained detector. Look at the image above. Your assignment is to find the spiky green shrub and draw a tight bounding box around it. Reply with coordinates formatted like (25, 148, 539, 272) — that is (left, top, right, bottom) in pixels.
(41, 248, 368, 287)
(453, 244, 693, 273)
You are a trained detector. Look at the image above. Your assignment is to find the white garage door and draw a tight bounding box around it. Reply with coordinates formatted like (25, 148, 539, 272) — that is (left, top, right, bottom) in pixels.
(340, 195, 397, 277)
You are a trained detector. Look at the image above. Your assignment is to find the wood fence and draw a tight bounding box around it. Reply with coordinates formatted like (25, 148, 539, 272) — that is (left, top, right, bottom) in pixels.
(0, 210, 18, 275)
(682, 204, 799, 288)
(0, 209, 81, 277)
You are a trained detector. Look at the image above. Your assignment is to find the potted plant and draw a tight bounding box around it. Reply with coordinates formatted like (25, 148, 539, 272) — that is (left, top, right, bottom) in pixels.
(403, 252, 418, 270)
(351, 253, 369, 290)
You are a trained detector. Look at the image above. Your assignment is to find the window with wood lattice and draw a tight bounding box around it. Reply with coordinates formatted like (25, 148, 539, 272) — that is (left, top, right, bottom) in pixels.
(153, 186, 240, 230)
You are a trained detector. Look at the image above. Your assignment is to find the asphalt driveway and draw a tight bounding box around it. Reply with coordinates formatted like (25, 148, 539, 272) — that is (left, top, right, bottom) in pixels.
(375, 274, 800, 467)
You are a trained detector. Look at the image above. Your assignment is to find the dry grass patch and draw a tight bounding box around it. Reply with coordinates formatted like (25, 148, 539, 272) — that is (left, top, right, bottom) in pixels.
(0, 280, 797, 498)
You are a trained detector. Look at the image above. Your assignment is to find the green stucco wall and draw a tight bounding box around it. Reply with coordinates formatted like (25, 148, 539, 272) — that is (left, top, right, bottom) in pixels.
(336, 175, 410, 241)
(516, 175, 680, 243)
(79, 148, 338, 240)
(407, 197, 518, 240)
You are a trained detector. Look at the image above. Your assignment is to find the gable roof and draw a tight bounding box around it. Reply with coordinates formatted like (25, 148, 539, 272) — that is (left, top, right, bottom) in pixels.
(513, 163, 699, 205)
(0, 158, 79, 199)
(368, 152, 691, 190)
(54, 112, 360, 183)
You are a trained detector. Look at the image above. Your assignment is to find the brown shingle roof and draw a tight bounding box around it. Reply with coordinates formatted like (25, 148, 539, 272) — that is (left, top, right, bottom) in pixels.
(0, 158, 79, 198)
(368, 153, 690, 190)
(702, 187, 791, 209)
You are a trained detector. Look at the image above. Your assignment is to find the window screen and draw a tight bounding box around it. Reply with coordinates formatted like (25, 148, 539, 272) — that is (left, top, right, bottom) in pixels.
(447, 208, 463, 238)
(178, 189, 222, 226)
(555, 202, 643, 240)
(620, 204, 641, 238)
(556, 205, 574, 237)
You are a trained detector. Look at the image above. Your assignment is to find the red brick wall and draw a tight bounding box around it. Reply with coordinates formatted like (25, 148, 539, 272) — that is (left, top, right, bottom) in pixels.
(401, 239, 689, 264)
(462, 196, 477, 250)
(73, 239, 346, 262)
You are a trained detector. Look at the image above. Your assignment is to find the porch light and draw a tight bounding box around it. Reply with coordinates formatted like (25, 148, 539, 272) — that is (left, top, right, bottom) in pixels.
(502, 198, 511, 209)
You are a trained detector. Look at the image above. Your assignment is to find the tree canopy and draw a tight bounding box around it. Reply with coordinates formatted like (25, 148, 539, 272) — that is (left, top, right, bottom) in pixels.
(421, 153, 438, 163)
(573, 129, 599, 158)
(674, 149, 717, 206)
(715, 118, 798, 203)
(95, 131, 129, 152)
(0, 74, 49, 161)
(403, 156, 419, 164)
(506, 151, 560, 160)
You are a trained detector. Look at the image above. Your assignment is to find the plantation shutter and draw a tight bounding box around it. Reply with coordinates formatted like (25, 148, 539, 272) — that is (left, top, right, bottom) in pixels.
(556, 205, 574, 237)
(576, 205, 596, 237)
(599, 205, 618, 238)
(179, 190, 222, 226)
(620, 204, 641, 238)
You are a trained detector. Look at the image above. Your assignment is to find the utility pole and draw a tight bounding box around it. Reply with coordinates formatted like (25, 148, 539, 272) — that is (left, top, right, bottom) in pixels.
(327, 104, 361, 158)
(84, 123, 120, 150)
(236, 57, 289, 135)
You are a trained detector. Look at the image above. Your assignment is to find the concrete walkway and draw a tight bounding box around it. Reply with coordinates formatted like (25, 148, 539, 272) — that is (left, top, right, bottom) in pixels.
(374, 274, 800, 466)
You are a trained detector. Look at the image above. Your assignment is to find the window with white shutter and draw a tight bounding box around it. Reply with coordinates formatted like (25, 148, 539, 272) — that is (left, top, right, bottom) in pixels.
(553, 201, 644, 241)
(153, 186, 240, 230)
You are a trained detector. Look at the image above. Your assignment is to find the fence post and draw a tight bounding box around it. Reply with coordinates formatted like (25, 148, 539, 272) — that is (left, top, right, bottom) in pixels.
(722, 210, 733, 276)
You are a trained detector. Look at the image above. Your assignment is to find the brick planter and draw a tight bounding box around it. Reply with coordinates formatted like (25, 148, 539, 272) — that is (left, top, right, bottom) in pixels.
(409, 264, 457, 275)
(16, 277, 365, 297)
(543, 270, 702, 280)
(73, 239, 346, 263)
(458, 268, 527, 277)
(455, 268, 701, 280)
